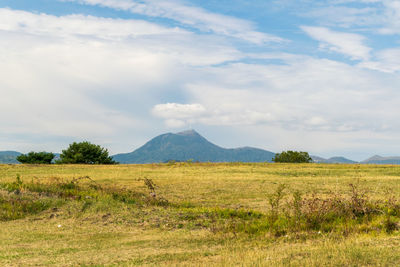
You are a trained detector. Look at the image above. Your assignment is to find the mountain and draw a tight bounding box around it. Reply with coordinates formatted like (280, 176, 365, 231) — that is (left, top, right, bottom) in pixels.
(361, 155, 400, 164)
(327, 157, 357, 164)
(311, 155, 327, 163)
(0, 151, 61, 164)
(311, 155, 357, 164)
(0, 151, 21, 164)
(113, 130, 276, 164)
(313, 154, 400, 164)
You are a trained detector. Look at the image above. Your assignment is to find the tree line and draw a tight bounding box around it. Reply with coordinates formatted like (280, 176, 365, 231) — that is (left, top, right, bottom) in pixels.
(17, 141, 117, 165)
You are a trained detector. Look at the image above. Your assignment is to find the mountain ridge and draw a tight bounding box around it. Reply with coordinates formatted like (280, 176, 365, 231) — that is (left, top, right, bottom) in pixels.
(311, 155, 357, 164)
(2, 132, 400, 165)
(0, 151, 22, 164)
(361, 155, 400, 164)
(112, 130, 276, 164)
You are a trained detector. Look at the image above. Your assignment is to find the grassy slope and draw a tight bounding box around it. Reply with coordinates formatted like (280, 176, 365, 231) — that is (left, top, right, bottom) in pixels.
(0, 163, 400, 266)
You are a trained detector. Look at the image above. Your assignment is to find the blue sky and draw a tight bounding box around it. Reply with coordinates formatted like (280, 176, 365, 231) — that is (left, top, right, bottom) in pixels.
(1, 0, 400, 160)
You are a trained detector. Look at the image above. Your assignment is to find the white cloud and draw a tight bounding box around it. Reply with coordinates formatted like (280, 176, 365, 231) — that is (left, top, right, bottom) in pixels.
(150, 51, 400, 137)
(359, 48, 400, 73)
(178, 57, 400, 134)
(0, 8, 241, 67)
(152, 103, 208, 128)
(0, 8, 243, 151)
(164, 119, 187, 128)
(63, 0, 283, 44)
(0, 8, 186, 40)
(301, 0, 400, 37)
(306, 116, 327, 126)
(301, 26, 371, 60)
(379, 0, 400, 34)
(152, 103, 206, 119)
(305, 6, 378, 28)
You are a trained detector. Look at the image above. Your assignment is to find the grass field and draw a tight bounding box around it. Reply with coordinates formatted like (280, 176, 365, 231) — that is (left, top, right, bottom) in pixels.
(1, 163, 400, 266)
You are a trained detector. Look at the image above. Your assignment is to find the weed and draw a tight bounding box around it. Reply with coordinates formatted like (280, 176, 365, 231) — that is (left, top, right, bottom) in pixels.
(384, 215, 398, 233)
(140, 177, 156, 197)
(267, 183, 286, 222)
(2, 174, 24, 194)
(138, 177, 169, 206)
(349, 183, 371, 217)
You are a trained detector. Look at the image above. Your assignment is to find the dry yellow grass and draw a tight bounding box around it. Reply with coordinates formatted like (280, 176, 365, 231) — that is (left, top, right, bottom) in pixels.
(0, 163, 400, 266)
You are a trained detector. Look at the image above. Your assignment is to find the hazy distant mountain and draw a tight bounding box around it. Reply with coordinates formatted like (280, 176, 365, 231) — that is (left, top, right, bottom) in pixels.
(113, 130, 276, 164)
(327, 157, 357, 164)
(311, 156, 327, 163)
(0, 151, 61, 164)
(311, 155, 357, 164)
(0, 151, 21, 164)
(361, 155, 400, 164)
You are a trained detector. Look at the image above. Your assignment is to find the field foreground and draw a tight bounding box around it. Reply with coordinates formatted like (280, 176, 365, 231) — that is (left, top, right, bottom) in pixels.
(1, 163, 400, 266)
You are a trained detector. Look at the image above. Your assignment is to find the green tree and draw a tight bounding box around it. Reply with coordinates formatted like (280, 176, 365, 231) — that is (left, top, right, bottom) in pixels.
(272, 151, 312, 163)
(57, 141, 117, 164)
(17, 152, 55, 164)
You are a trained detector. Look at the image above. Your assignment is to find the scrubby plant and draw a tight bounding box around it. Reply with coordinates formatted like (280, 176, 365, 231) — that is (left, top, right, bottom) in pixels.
(262, 182, 400, 235)
(267, 183, 286, 222)
(138, 177, 169, 206)
(0, 175, 170, 221)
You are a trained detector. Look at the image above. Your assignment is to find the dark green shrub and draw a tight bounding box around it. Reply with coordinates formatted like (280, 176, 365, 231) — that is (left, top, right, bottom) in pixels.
(57, 141, 117, 164)
(17, 152, 55, 164)
(273, 151, 312, 163)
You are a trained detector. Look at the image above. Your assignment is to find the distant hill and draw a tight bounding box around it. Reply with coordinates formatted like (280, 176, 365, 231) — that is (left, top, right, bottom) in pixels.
(0, 151, 21, 164)
(361, 155, 400, 164)
(328, 157, 357, 164)
(311, 155, 357, 164)
(113, 130, 276, 164)
(0, 151, 62, 164)
(311, 156, 327, 163)
(53, 153, 61, 163)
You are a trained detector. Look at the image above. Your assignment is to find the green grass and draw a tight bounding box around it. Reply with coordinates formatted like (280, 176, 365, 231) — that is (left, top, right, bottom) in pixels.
(0, 163, 400, 266)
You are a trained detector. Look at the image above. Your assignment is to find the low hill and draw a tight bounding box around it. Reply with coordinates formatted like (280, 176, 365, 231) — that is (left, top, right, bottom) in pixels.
(311, 155, 357, 164)
(113, 130, 275, 164)
(0, 151, 21, 164)
(311, 156, 327, 163)
(361, 155, 400, 164)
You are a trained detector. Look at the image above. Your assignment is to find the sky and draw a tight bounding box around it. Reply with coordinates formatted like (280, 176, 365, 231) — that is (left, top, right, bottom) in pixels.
(1, 0, 400, 161)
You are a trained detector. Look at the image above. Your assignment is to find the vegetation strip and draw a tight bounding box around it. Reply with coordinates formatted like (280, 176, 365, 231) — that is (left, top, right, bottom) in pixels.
(0, 175, 399, 237)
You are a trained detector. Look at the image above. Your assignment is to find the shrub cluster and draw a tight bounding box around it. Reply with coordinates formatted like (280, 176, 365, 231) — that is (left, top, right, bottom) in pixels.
(273, 151, 312, 163)
(262, 183, 399, 236)
(57, 142, 117, 164)
(17, 152, 55, 164)
(17, 142, 118, 164)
